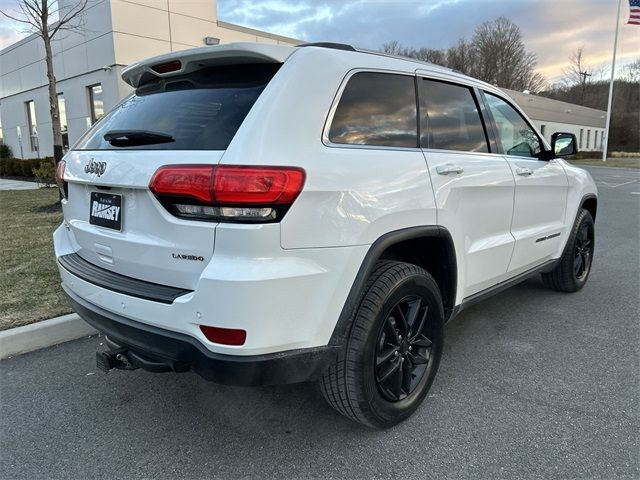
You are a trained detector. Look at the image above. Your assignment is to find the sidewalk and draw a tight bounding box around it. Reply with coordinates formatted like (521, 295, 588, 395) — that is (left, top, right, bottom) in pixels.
(0, 178, 39, 190)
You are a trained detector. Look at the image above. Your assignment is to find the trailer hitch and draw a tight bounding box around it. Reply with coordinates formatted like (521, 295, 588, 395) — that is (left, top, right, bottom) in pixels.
(96, 348, 138, 372)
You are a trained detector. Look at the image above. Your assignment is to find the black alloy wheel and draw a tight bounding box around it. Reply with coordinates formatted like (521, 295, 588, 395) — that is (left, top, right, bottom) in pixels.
(320, 261, 445, 428)
(541, 208, 595, 293)
(574, 222, 593, 280)
(375, 296, 433, 402)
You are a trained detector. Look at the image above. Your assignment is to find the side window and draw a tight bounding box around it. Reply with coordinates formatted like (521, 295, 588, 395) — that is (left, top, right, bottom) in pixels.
(328, 72, 417, 148)
(420, 79, 489, 153)
(484, 92, 542, 158)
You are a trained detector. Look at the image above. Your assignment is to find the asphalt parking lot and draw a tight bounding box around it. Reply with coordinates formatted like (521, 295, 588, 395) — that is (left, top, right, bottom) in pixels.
(1, 166, 639, 480)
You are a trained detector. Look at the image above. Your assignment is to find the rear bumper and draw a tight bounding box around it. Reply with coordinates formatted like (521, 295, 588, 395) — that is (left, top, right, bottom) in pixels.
(65, 288, 338, 386)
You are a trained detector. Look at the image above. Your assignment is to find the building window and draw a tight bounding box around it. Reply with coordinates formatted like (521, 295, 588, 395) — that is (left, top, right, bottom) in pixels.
(579, 129, 584, 149)
(594, 131, 598, 151)
(540, 124, 546, 138)
(586, 130, 591, 149)
(88, 84, 104, 123)
(57, 94, 69, 150)
(601, 131, 605, 150)
(25, 100, 38, 151)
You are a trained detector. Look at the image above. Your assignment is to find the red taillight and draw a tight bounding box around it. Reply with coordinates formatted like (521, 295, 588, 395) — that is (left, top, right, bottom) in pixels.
(149, 165, 214, 203)
(199, 325, 246, 346)
(149, 165, 305, 222)
(151, 60, 182, 74)
(55, 160, 67, 198)
(212, 166, 305, 205)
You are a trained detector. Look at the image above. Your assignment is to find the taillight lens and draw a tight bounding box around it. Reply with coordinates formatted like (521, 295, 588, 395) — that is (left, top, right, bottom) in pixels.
(199, 325, 247, 346)
(55, 160, 68, 199)
(149, 165, 305, 223)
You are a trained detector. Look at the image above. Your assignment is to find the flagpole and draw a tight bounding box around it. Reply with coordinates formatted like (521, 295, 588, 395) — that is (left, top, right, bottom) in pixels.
(602, 0, 623, 162)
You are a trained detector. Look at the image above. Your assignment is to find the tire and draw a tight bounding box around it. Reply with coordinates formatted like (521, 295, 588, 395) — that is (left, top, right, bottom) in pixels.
(542, 208, 595, 293)
(320, 260, 444, 428)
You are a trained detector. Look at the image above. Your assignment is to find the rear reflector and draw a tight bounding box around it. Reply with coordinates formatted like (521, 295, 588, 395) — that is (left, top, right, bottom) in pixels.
(200, 325, 247, 346)
(149, 165, 305, 223)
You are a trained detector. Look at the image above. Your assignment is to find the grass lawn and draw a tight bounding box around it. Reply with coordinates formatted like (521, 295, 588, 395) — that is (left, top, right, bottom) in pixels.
(567, 157, 640, 169)
(0, 187, 71, 330)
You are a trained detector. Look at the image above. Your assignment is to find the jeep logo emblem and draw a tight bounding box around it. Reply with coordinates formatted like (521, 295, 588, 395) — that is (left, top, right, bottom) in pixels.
(85, 159, 107, 177)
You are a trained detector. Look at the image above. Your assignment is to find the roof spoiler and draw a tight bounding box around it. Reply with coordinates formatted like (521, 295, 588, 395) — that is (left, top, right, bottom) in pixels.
(121, 42, 294, 88)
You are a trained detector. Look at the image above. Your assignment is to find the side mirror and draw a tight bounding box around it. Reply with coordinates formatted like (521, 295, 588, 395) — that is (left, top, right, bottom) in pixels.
(551, 132, 577, 157)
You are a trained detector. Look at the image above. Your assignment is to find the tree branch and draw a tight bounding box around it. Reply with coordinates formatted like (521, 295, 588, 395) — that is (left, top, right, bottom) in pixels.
(50, 0, 89, 38)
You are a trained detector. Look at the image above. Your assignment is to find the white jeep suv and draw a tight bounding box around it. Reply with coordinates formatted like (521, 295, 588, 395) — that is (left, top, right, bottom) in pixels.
(54, 42, 597, 428)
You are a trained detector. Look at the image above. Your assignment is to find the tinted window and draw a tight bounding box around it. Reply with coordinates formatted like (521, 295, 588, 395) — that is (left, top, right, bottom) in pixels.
(329, 72, 417, 148)
(420, 79, 488, 152)
(485, 93, 542, 158)
(76, 64, 280, 151)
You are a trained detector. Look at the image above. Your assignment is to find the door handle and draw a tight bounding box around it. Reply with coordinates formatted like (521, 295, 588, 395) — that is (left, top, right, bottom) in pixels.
(516, 167, 533, 176)
(437, 164, 464, 175)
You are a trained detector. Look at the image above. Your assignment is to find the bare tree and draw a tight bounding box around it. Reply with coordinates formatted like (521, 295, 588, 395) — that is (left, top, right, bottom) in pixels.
(381, 17, 546, 92)
(621, 58, 640, 83)
(1, 0, 89, 163)
(382, 41, 447, 66)
(563, 47, 591, 86)
(470, 17, 546, 92)
(446, 39, 473, 74)
(562, 47, 607, 103)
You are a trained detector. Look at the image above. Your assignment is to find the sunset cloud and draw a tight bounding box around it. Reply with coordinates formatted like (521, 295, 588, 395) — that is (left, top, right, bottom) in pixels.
(1, 0, 638, 82)
(219, 0, 640, 82)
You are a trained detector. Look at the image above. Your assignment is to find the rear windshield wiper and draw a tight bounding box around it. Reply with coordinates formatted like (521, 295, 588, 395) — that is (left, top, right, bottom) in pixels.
(104, 130, 175, 147)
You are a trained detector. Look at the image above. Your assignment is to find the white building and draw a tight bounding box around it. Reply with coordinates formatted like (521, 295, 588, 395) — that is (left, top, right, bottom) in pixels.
(0, 0, 298, 159)
(503, 89, 607, 152)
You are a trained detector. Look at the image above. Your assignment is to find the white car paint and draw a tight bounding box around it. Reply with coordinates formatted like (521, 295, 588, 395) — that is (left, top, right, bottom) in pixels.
(54, 43, 597, 356)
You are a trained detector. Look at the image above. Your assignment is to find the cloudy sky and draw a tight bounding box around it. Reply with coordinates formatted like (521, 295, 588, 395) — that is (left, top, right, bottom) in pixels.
(1, 0, 638, 82)
(217, 0, 639, 82)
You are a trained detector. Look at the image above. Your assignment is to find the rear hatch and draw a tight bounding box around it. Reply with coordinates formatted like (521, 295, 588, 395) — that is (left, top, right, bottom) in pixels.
(61, 56, 285, 290)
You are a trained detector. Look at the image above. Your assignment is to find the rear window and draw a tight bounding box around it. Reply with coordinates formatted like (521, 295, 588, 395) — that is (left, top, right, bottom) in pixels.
(328, 72, 418, 148)
(75, 63, 280, 151)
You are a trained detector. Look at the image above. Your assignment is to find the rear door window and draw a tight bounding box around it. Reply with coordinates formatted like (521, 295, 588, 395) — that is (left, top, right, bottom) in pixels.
(420, 79, 489, 153)
(75, 63, 280, 151)
(328, 72, 418, 148)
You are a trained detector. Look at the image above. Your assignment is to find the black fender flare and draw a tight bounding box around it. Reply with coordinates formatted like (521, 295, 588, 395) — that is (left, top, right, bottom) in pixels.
(328, 226, 457, 346)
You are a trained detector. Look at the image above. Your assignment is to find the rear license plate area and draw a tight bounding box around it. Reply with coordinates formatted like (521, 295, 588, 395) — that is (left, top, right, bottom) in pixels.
(90, 192, 123, 231)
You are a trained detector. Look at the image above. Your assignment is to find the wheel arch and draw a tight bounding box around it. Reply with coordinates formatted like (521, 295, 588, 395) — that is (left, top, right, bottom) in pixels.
(329, 226, 457, 346)
(581, 194, 597, 222)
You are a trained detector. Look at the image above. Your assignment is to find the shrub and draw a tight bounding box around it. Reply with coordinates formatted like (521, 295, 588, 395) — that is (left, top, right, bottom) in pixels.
(0, 143, 11, 159)
(33, 158, 56, 187)
(610, 151, 640, 158)
(571, 151, 602, 160)
(21, 160, 34, 177)
(0, 157, 56, 178)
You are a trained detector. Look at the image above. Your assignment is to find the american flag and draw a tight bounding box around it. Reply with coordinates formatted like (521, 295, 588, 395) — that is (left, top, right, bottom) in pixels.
(630, 0, 640, 25)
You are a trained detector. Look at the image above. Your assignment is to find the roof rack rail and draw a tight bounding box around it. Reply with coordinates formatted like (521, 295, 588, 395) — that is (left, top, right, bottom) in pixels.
(297, 42, 356, 52)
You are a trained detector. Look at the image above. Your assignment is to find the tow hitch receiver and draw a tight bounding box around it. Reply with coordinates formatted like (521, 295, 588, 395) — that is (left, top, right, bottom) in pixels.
(96, 348, 138, 372)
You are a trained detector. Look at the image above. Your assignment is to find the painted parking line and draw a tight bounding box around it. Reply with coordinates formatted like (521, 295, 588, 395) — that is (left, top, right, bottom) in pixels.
(596, 179, 639, 188)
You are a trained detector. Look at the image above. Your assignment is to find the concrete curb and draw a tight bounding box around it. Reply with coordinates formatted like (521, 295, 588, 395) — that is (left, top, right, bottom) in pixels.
(0, 314, 97, 360)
